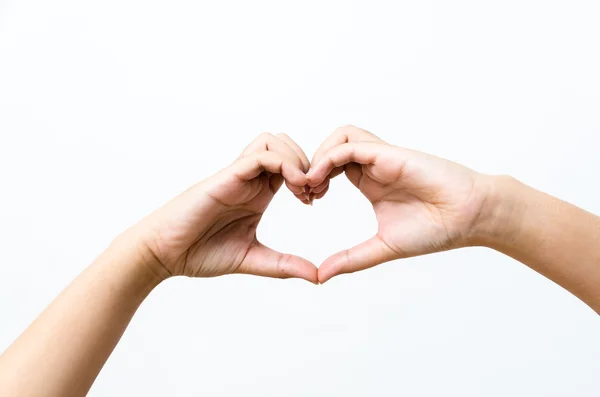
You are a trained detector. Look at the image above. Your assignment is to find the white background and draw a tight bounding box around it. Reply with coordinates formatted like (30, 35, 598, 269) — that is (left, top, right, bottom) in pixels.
(1, 0, 600, 396)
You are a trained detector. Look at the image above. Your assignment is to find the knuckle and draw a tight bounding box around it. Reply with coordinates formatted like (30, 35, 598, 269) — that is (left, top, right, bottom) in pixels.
(247, 152, 269, 170)
(335, 124, 357, 135)
(276, 254, 293, 279)
(259, 131, 274, 141)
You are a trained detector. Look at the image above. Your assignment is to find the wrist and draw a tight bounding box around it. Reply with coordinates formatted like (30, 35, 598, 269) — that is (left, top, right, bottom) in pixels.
(105, 232, 172, 291)
(468, 174, 526, 249)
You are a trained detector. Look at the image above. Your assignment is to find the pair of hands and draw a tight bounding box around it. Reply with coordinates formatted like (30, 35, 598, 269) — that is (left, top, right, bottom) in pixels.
(129, 125, 490, 284)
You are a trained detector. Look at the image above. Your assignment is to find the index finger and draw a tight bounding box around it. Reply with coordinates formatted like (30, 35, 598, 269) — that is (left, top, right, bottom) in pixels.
(275, 133, 311, 173)
(307, 141, 384, 187)
(311, 125, 383, 167)
(232, 151, 308, 188)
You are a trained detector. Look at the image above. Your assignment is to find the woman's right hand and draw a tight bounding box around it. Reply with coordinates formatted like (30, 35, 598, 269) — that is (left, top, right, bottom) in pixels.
(121, 132, 318, 284)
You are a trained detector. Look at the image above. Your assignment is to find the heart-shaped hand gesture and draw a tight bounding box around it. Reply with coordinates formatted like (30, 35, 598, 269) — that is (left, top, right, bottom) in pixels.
(131, 126, 487, 284)
(6, 126, 599, 397)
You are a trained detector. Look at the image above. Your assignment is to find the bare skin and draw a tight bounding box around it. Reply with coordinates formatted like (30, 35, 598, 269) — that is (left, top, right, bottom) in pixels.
(133, 132, 317, 281)
(307, 126, 487, 281)
(0, 133, 316, 397)
(308, 125, 600, 314)
(1, 126, 599, 397)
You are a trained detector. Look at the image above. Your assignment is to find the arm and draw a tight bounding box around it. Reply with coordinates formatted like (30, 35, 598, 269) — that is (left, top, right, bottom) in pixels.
(308, 125, 600, 314)
(0, 242, 166, 397)
(473, 175, 600, 313)
(0, 133, 316, 397)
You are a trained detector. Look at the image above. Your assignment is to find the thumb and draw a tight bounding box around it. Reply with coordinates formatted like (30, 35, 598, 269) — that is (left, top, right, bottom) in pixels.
(317, 236, 401, 284)
(236, 242, 318, 284)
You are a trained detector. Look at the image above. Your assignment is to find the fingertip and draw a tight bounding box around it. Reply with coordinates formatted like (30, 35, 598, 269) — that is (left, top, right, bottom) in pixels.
(304, 265, 319, 285)
(282, 162, 309, 187)
(305, 166, 322, 187)
(311, 179, 329, 194)
(287, 182, 304, 196)
(294, 186, 313, 203)
(316, 259, 337, 284)
(295, 192, 311, 205)
(290, 256, 319, 284)
(317, 269, 332, 284)
(298, 174, 310, 187)
(305, 175, 315, 187)
(318, 248, 354, 284)
(307, 272, 319, 285)
(306, 175, 324, 188)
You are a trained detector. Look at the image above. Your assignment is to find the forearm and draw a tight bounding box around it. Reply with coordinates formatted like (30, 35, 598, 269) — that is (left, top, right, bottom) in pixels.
(0, 237, 167, 397)
(474, 175, 600, 314)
